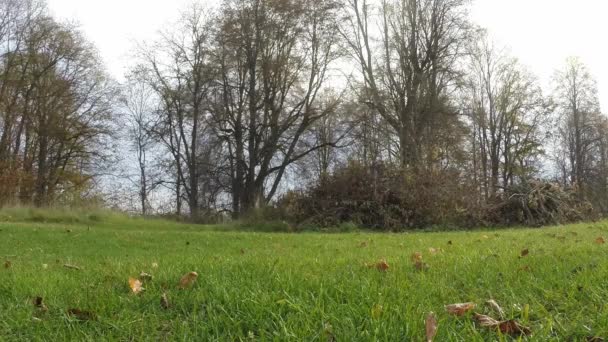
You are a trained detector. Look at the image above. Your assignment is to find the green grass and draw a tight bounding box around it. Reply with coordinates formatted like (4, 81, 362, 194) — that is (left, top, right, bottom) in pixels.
(1, 212, 608, 341)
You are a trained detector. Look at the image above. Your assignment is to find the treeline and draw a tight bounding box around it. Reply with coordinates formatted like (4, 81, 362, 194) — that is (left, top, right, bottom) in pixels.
(0, 0, 114, 207)
(2, 0, 608, 229)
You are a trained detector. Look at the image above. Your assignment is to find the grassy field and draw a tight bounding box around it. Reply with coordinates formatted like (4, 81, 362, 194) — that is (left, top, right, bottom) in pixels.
(1, 209, 608, 341)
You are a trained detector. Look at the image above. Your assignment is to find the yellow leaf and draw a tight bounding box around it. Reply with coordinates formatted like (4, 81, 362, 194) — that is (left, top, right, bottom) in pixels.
(179, 271, 198, 288)
(371, 304, 383, 319)
(411, 252, 423, 262)
(596, 237, 605, 244)
(129, 277, 144, 294)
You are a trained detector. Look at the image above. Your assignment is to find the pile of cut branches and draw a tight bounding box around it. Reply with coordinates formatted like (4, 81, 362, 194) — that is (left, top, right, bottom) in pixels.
(487, 180, 595, 226)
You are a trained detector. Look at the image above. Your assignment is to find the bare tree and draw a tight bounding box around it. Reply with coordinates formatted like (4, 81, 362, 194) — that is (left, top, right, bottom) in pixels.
(340, 0, 471, 170)
(553, 57, 602, 198)
(466, 36, 549, 200)
(212, 0, 344, 217)
(135, 5, 219, 220)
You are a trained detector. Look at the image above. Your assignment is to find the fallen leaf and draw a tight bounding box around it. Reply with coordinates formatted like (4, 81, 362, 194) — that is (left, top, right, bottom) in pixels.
(519, 265, 531, 272)
(520, 249, 529, 257)
(33, 296, 48, 313)
(359, 241, 368, 248)
(411, 252, 423, 262)
(371, 304, 383, 319)
(179, 271, 198, 288)
(473, 313, 531, 336)
(414, 260, 429, 271)
(160, 293, 170, 309)
(4, 260, 11, 269)
(596, 237, 605, 244)
(473, 313, 500, 327)
(376, 259, 389, 272)
(139, 272, 153, 282)
(485, 299, 505, 319)
(129, 277, 144, 294)
(498, 320, 531, 336)
(425, 312, 437, 342)
(67, 308, 96, 321)
(63, 264, 81, 270)
(445, 302, 476, 316)
(323, 322, 336, 342)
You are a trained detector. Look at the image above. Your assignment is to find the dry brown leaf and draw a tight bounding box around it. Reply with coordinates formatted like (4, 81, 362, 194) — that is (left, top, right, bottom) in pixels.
(474, 313, 531, 336)
(129, 277, 144, 294)
(596, 237, 606, 244)
(67, 308, 96, 321)
(519, 265, 531, 272)
(473, 313, 500, 327)
(485, 299, 505, 319)
(411, 252, 423, 262)
(520, 249, 529, 257)
(160, 293, 170, 309)
(359, 241, 368, 248)
(498, 320, 531, 336)
(445, 302, 476, 316)
(376, 259, 389, 272)
(425, 312, 438, 342)
(179, 271, 198, 288)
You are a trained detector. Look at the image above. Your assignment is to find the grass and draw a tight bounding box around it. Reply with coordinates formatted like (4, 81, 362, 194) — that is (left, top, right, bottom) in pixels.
(1, 211, 607, 341)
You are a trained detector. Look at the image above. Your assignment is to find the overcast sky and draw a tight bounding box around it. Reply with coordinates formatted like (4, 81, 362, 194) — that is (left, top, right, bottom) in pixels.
(46, 0, 608, 110)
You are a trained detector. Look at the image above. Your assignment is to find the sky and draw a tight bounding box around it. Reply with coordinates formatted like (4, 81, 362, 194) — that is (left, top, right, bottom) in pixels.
(46, 0, 608, 110)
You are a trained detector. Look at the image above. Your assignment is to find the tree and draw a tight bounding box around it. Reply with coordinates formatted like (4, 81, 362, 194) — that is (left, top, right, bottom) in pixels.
(212, 0, 344, 217)
(553, 57, 602, 198)
(135, 5, 221, 220)
(0, 1, 115, 206)
(340, 0, 471, 170)
(466, 36, 548, 201)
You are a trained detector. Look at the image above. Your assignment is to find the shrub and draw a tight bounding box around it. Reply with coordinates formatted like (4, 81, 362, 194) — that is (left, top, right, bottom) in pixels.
(278, 161, 478, 231)
(486, 180, 596, 226)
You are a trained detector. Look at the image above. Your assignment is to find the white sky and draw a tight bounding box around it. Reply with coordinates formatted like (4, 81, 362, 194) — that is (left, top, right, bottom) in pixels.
(46, 0, 608, 110)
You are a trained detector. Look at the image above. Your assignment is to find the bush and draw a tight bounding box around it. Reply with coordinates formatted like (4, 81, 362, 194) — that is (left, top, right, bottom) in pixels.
(486, 180, 596, 226)
(278, 161, 478, 231)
